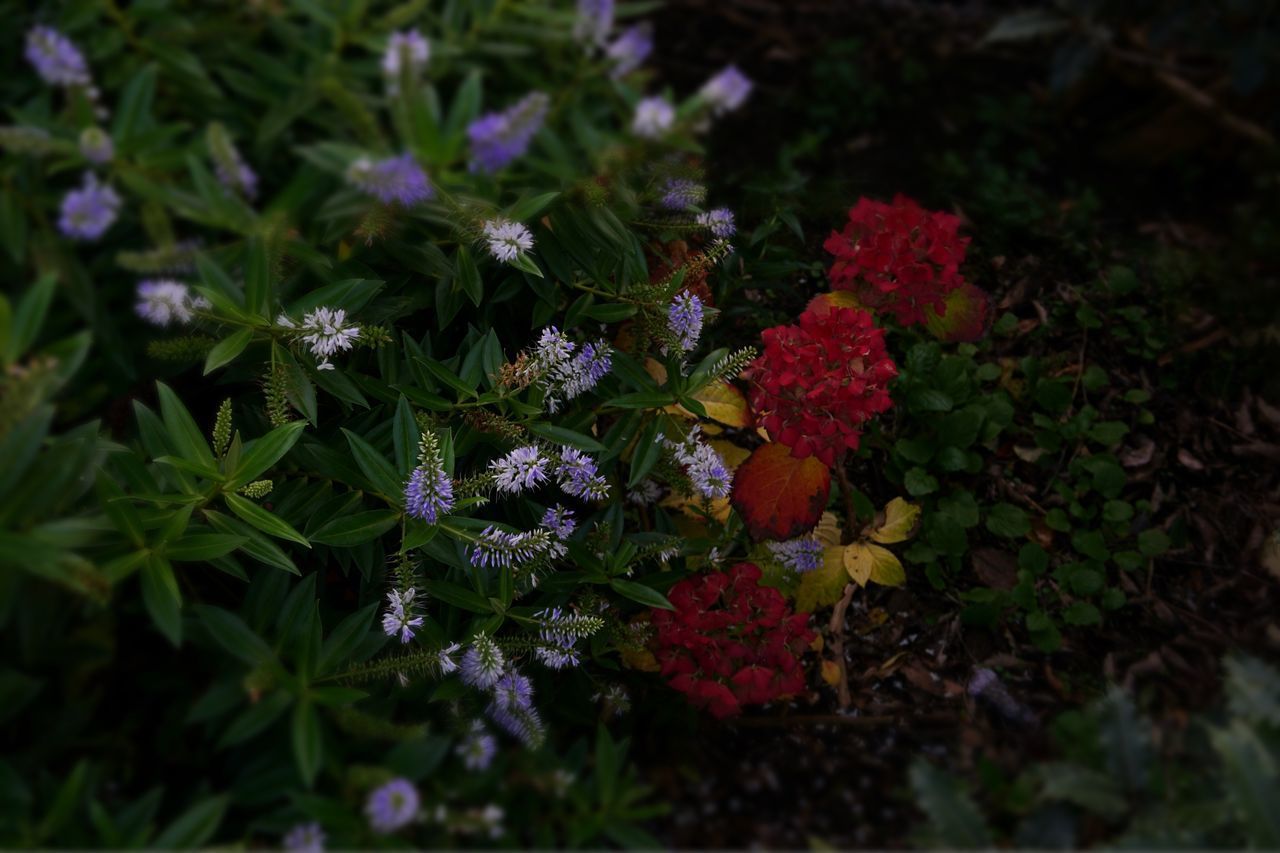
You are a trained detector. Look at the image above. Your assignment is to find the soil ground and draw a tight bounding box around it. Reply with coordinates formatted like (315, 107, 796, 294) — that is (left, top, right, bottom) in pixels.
(635, 2, 1280, 846)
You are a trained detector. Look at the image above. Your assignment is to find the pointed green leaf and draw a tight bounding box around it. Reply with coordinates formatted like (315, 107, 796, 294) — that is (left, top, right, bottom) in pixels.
(224, 493, 310, 546)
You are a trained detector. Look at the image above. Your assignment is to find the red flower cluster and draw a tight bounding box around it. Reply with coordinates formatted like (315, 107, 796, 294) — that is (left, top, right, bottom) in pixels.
(746, 305, 897, 465)
(652, 563, 814, 719)
(823, 194, 969, 327)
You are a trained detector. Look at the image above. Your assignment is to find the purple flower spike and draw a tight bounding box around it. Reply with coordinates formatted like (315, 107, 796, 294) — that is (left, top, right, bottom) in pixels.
(467, 92, 549, 174)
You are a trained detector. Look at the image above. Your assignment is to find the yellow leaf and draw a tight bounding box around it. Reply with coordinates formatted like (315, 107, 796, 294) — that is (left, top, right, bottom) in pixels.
(645, 358, 752, 427)
(688, 380, 752, 427)
(709, 439, 751, 469)
(820, 659, 842, 687)
(644, 357, 669, 386)
(814, 511, 843, 548)
(619, 645, 660, 672)
(843, 542, 874, 586)
(843, 542, 907, 588)
(871, 497, 921, 544)
(795, 546, 849, 613)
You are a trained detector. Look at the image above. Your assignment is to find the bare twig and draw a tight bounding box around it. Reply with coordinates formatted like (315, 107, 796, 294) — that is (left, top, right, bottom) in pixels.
(828, 583, 856, 710)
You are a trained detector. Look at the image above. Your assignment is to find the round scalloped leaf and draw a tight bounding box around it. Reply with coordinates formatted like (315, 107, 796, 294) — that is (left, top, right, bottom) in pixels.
(730, 442, 831, 542)
(923, 282, 991, 343)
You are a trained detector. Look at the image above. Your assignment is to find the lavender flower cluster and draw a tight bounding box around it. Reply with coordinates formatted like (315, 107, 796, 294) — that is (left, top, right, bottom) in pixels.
(134, 280, 210, 326)
(347, 153, 433, 206)
(405, 430, 454, 524)
(58, 173, 120, 241)
(460, 634, 546, 748)
(467, 92, 549, 174)
(381, 587, 425, 644)
(481, 218, 534, 263)
(662, 427, 732, 500)
(767, 537, 825, 573)
(667, 291, 704, 353)
(382, 29, 429, 95)
(528, 327, 612, 412)
(276, 307, 361, 371)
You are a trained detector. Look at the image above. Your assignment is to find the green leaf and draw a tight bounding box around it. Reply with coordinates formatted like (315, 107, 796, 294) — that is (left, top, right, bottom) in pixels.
(420, 579, 493, 614)
(224, 492, 310, 546)
(112, 64, 158, 145)
(205, 509, 299, 574)
(392, 396, 418, 475)
(341, 429, 403, 499)
(1088, 421, 1129, 446)
(8, 273, 56, 363)
(904, 467, 939, 497)
(507, 191, 559, 221)
(415, 357, 477, 399)
(509, 251, 544, 278)
(152, 795, 228, 850)
(527, 423, 606, 453)
(1096, 687, 1151, 793)
(245, 236, 271, 316)
(166, 534, 248, 561)
(583, 302, 636, 322)
(226, 421, 306, 490)
(610, 392, 676, 409)
(196, 254, 243, 305)
(985, 503, 1030, 538)
(317, 602, 379, 673)
(96, 470, 145, 548)
(309, 510, 399, 547)
(909, 759, 992, 849)
(156, 382, 217, 469)
(203, 328, 254, 375)
(1223, 655, 1280, 727)
(218, 691, 291, 747)
(609, 578, 673, 610)
(627, 418, 663, 488)
(292, 701, 323, 788)
(1036, 762, 1126, 817)
(1137, 528, 1170, 557)
(455, 245, 483, 306)
(1063, 601, 1101, 626)
(141, 554, 182, 646)
(196, 605, 276, 666)
(1212, 720, 1280, 846)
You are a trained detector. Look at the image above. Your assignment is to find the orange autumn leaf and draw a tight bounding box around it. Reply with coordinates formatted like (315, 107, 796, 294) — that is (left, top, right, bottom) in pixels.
(923, 282, 991, 343)
(730, 442, 831, 542)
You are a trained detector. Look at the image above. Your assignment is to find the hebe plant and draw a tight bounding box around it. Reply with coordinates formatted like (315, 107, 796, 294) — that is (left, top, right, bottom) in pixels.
(0, 0, 756, 846)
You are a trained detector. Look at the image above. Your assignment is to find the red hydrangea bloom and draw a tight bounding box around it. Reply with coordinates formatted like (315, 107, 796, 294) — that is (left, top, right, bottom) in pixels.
(746, 305, 897, 465)
(652, 562, 814, 719)
(823, 194, 969, 327)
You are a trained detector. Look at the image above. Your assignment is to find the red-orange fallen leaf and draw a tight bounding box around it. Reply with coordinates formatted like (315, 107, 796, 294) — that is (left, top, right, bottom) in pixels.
(923, 282, 991, 343)
(730, 442, 831, 541)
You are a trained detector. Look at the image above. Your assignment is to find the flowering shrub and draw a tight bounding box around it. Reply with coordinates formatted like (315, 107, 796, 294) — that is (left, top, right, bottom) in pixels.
(0, 0, 765, 846)
(651, 563, 814, 718)
(823, 194, 970, 327)
(747, 305, 898, 464)
(0, 0, 1014, 844)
